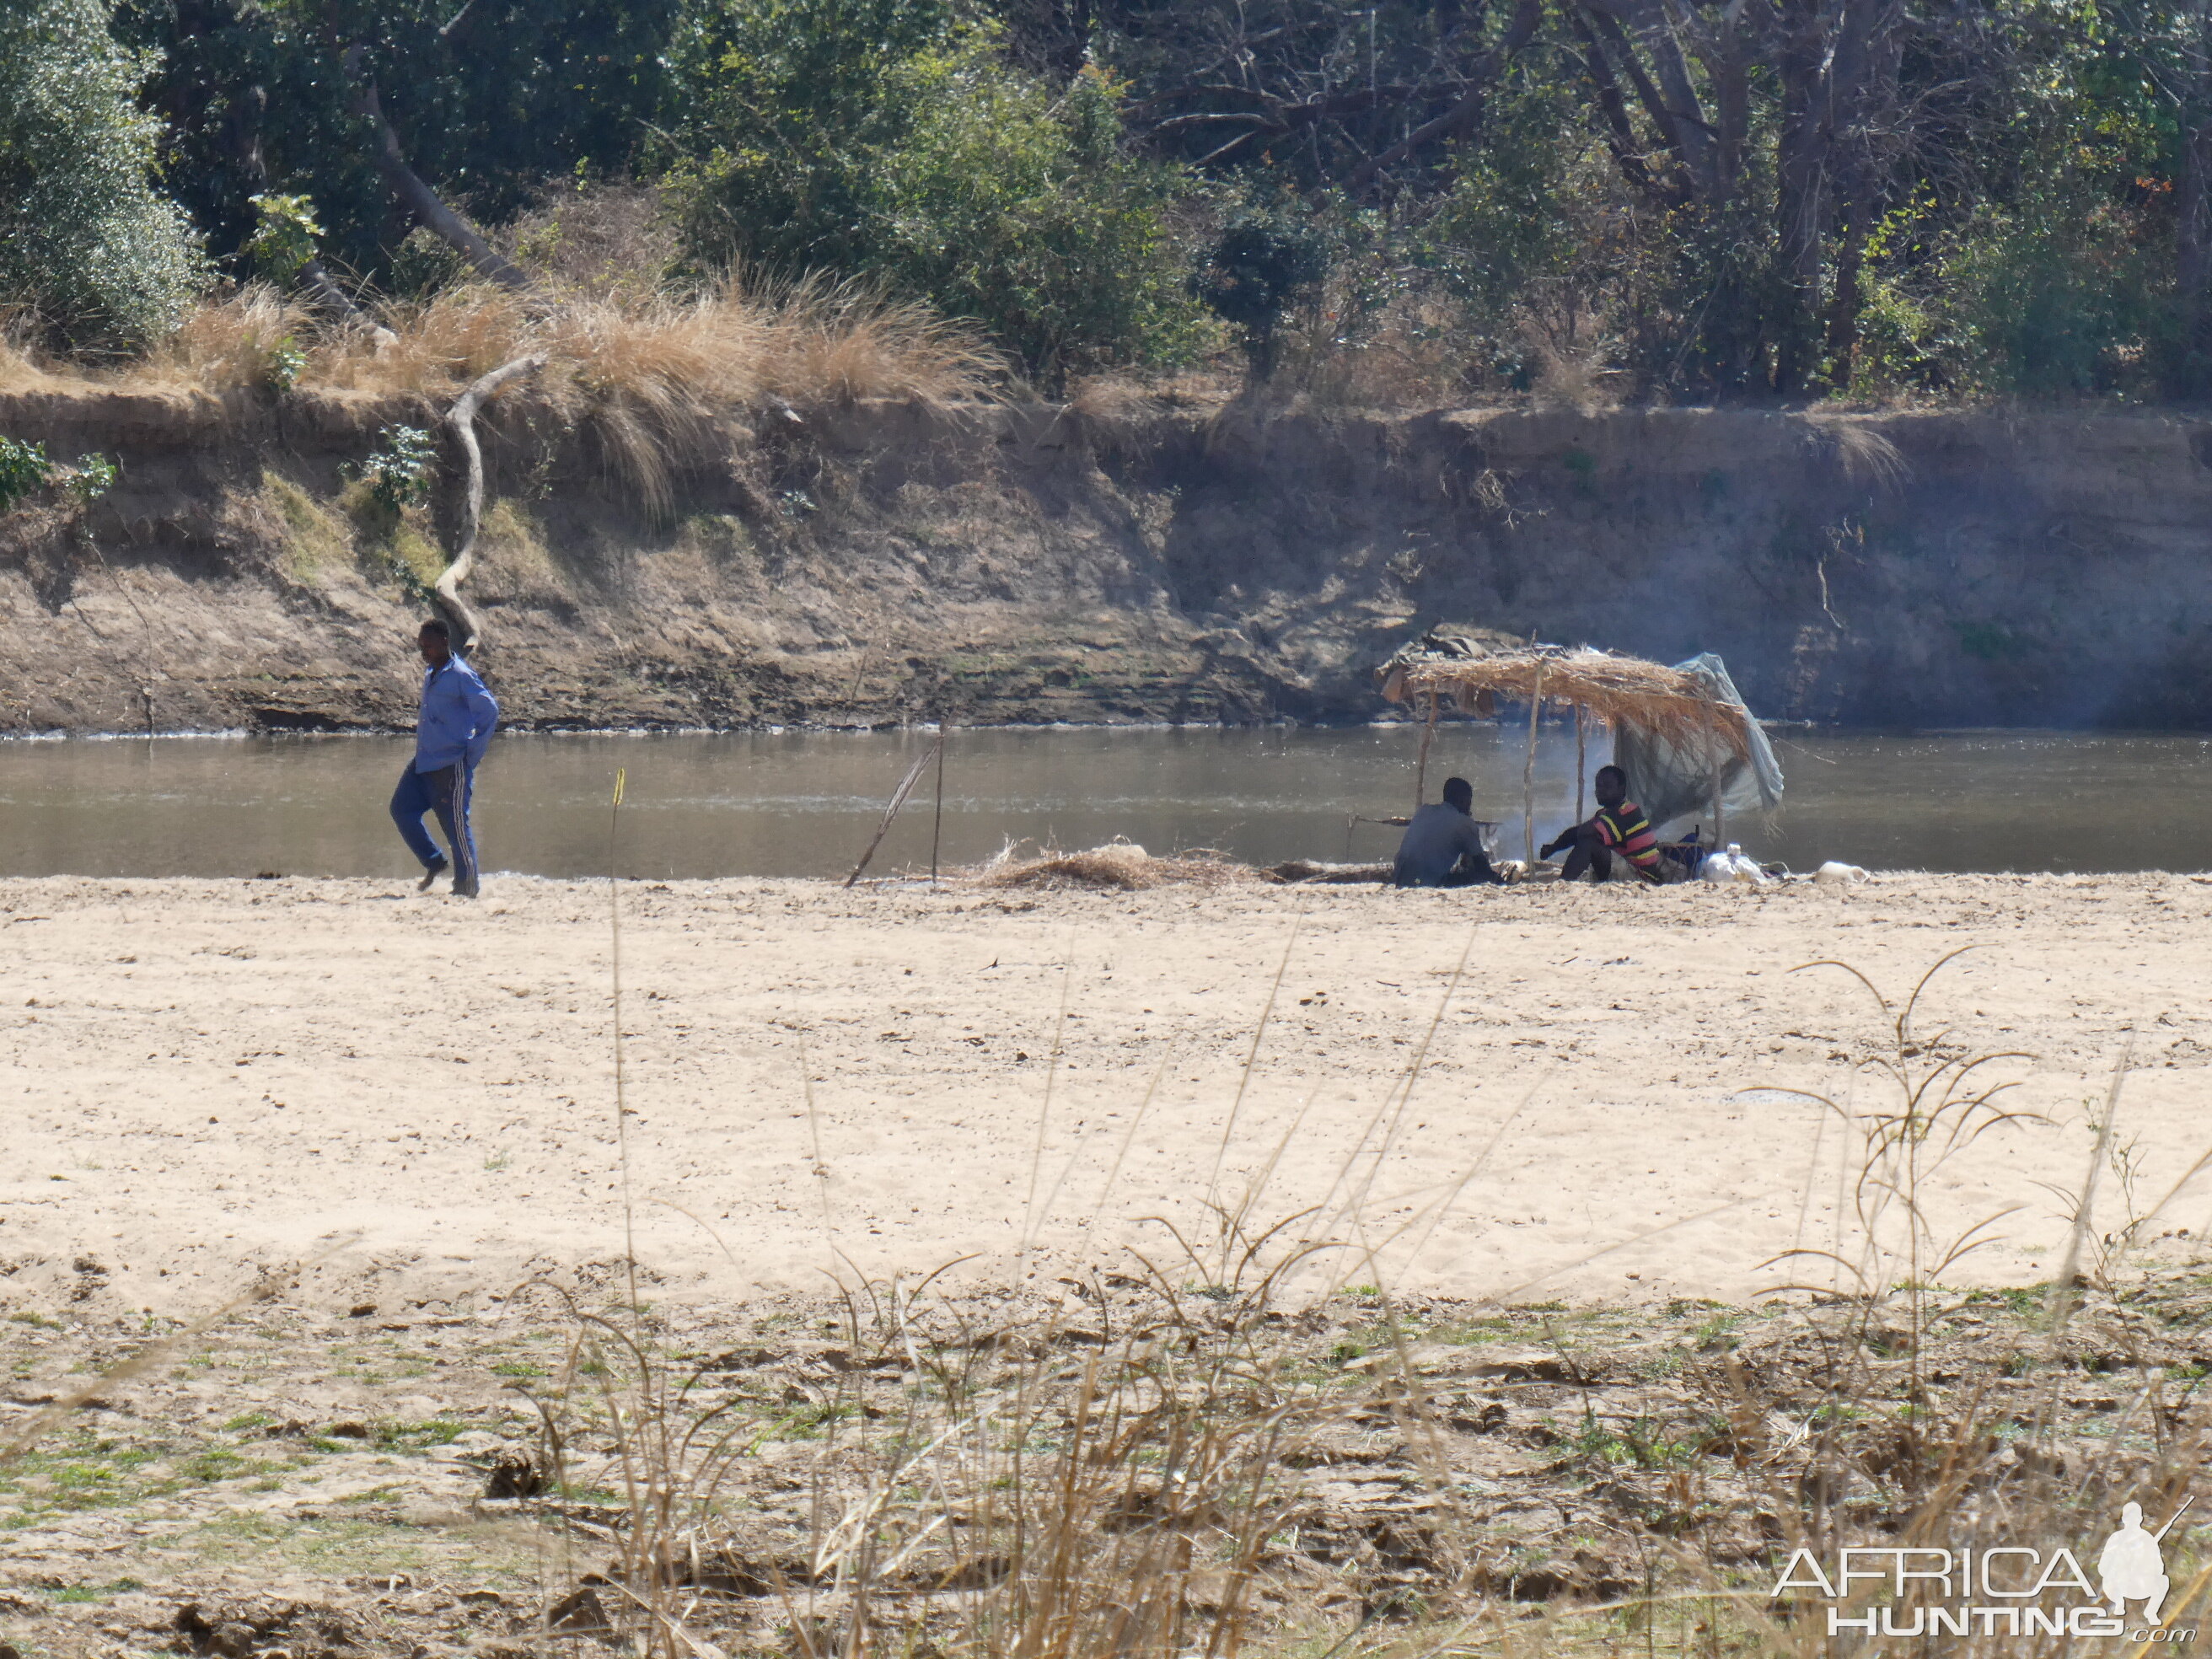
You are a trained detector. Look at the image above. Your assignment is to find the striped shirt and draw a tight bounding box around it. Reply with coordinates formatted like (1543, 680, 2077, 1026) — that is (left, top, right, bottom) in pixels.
(1595, 799, 1664, 881)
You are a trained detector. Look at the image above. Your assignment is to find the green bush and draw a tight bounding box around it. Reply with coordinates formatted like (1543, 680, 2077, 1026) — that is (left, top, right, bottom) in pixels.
(0, 0, 201, 349)
(243, 193, 323, 287)
(355, 427, 439, 513)
(874, 56, 1205, 383)
(672, 4, 1203, 384)
(1192, 191, 1329, 377)
(0, 438, 55, 512)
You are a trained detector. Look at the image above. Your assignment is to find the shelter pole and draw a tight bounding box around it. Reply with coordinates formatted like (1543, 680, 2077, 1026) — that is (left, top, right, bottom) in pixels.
(1575, 707, 1587, 824)
(1414, 691, 1438, 811)
(1708, 706, 1726, 848)
(1522, 668, 1544, 869)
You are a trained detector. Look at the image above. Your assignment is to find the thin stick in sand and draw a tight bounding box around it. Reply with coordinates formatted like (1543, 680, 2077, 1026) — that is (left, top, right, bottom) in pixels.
(1018, 941, 1076, 1254)
(1522, 667, 1544, 869)
(1574, 706, 1586, 824)
(1708, 703, 1725, 848)
(929, 718, 950, 883)
(844, 735, 941, 889)
(1204, 904, 1306, 1221)
(607, 767, 639, 1319)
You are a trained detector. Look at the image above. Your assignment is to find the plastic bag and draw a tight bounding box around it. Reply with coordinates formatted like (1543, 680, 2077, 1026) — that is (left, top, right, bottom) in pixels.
(1699, 843, 1767, 884)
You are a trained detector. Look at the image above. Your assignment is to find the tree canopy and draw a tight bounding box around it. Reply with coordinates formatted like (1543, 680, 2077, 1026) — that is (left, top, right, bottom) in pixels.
(7, 0, 2211, 398)
(0, 0, 201, 349)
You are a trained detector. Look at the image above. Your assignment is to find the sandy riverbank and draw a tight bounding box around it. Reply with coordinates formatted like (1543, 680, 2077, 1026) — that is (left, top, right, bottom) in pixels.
(3, 871, 2208, 1319)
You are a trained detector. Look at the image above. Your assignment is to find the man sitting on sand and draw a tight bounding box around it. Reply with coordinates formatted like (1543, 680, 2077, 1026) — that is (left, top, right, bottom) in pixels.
(1392, 776, 1503, 888)
(1539, 765, 1662, 883)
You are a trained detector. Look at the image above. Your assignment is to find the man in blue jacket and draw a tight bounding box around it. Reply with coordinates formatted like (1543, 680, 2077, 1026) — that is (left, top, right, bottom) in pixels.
(390, 617, 498, 898)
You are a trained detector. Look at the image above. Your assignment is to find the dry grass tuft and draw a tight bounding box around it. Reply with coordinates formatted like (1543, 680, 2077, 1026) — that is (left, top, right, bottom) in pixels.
(1804, 411, 1911, 490)
(133, 285, 314, 392)
(499, 182, 682, 300)
(307, 283, 532, 395)
(752, 276, 1007, 408)
(5, 275, 1003, 511)
(517, 1217, 1467, 1659)
(75, 275, 1011, 514)
(976, 841, 1254, 891)
(0, 326, 58, 394)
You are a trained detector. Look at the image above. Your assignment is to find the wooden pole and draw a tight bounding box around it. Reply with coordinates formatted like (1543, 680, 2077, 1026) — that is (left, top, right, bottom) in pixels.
(1574, 706, 1587, 824)
(1709, 706, 1726, 849)
(930, 718, 950, 883)
(1414, 691, 1439, 811)
(1522, 668, 1544, 869)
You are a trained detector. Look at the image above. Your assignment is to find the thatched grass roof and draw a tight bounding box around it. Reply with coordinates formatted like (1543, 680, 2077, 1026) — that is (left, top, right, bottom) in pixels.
(1377, 634, 1761, 760)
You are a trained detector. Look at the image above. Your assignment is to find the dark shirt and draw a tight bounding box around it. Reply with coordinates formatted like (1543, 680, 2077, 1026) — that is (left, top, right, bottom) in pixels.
(1392, 804, 1491, 887)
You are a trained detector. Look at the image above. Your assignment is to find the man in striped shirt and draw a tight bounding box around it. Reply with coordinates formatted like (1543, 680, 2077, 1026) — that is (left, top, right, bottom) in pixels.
(1540, 765, 1664, 883)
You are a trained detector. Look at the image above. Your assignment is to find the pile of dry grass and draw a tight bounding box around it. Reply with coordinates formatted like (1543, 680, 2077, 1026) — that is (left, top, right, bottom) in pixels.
(975, 841, 1254, 891)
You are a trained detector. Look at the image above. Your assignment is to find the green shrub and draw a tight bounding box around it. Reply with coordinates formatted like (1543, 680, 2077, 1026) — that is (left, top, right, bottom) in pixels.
(266, 337, 308, 392)
(672, 4, 1202, 384)
(1192, 191, 1328, 378)
(355, 427, 439, 513)
(0, 438, 56, 512)
(0, 0, 201, 349)
(243, 194, 323, 287)
(873, 57, 1205, 383)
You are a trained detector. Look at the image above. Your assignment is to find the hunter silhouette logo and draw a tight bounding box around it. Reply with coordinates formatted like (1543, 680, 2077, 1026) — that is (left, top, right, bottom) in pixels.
(2101, 1498, 2192, 1626)
(1771, 1497, 2200, 1641)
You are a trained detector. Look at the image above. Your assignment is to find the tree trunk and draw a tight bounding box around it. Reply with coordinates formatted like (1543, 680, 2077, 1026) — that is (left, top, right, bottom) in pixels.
(342, 46, 534, 293)
(1824, 191, 1871, 389)
(2180, 3, 2212, 395)
(1771, 0, 1828, 394)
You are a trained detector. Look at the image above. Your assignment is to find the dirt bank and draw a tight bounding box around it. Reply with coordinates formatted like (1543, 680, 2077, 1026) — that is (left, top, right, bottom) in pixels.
(3, 872, 2203, 1319)
(3, 390, 2212, 733)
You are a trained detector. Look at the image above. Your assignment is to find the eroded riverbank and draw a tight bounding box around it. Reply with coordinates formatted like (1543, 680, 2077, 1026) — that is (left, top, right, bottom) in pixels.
(8, 397, 2212, 733)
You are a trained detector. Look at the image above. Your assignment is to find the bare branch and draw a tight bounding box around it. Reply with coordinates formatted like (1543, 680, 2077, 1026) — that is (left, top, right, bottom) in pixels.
(438, 353, 546, 655)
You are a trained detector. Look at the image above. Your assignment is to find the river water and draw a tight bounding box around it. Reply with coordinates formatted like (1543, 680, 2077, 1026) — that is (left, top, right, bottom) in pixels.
(0, 726, 2202, 879)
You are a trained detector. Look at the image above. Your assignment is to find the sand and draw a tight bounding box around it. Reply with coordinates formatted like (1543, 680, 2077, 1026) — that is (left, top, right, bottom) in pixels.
(3, 871, 2209, 1321)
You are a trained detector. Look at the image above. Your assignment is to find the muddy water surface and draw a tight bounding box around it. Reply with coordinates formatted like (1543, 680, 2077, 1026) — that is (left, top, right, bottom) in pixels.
(0, 726, 2202, 878)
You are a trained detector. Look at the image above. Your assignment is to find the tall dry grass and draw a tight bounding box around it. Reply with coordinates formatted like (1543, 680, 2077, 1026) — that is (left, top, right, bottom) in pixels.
(2, 276, 1005, 516)
(137, 284, 317, 391)
(514, 1228, 1447, 1659)
(61, 274, 1004, 411)
(510, 931, 2212, 1659)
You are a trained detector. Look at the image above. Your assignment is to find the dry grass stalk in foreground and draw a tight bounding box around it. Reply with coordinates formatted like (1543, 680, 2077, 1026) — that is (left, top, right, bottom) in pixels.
(498, 953, 2212, 1659)
(513, 1223, 1471, 1659)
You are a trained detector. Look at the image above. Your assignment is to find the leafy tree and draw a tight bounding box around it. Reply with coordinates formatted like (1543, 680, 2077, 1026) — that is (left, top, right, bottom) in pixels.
(672, 3, 1204, 382)
(878, 56, 1205, 380)
(115, 0, 680, 284)
(1192, 191, 1328, 376)
(0, 0, 201, 347)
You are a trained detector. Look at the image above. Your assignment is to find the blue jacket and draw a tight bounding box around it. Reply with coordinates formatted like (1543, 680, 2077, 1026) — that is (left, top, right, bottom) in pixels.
(414, 655, 499, 774)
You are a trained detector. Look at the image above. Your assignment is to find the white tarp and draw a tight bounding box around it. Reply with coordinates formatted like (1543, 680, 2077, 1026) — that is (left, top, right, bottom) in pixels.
(1610, 652, 1785, 835)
